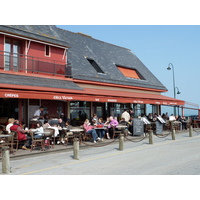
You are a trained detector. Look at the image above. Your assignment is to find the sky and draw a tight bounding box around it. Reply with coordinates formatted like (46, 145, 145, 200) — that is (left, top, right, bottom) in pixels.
(57, 25, 200, 115)
(3, 0, 200, 115)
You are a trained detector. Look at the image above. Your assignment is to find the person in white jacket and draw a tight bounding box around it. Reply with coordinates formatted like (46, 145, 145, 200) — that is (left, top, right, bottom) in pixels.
(121, 109, 130, 122)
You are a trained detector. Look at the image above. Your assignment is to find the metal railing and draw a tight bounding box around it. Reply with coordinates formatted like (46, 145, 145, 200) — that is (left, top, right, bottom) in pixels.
(0, 51, 72, 77)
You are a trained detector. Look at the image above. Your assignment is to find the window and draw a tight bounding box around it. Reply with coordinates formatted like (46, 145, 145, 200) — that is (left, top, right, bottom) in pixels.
(4, 38, 20, 71)
(86, 58, 104, 74)
(117, 65, 144, 80)
(45, 45, 50, 56)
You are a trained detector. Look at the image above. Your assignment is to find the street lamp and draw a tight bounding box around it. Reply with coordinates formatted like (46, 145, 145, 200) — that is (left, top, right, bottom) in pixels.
(175, 87, 181, 95)
(167, 63, 181, 115)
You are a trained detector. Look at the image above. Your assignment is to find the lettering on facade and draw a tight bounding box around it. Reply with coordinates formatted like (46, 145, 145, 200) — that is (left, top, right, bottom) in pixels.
(95, 99, 100, 101)
(133, 100, 144, 104)
(108, 99, 117, 102)
(4, 93, 19, 98)
(170, 102, 177, 105)
(53, 96, 73, 100)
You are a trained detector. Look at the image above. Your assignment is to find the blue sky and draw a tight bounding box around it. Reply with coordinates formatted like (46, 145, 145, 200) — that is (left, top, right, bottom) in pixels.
(57, 25, 200, 115)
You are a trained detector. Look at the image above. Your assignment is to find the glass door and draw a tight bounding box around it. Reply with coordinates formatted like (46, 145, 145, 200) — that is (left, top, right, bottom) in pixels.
(5, 38, 20, 71)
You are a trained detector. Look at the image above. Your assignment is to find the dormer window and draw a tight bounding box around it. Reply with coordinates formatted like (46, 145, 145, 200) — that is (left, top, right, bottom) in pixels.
(45, 45, 50, 57)
(86, 58, 104, 74)
(117, 65, 144, 80)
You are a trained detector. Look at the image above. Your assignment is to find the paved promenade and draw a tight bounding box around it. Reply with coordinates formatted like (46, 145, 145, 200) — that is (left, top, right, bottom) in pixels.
(1, 128, 200, 175)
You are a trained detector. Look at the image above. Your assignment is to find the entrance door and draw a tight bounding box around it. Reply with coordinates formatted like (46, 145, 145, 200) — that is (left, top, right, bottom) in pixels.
(5, 38, 20, 71)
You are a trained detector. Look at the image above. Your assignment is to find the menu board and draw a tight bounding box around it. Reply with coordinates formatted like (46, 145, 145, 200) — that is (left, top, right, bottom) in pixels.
(157, 116, 166, 124)
(133, 118, 144, 136)
(156, 121, 163, 134)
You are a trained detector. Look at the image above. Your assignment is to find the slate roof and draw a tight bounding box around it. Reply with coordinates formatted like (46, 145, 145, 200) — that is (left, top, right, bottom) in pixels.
(55, 27, 167, 91)
(0, 25, 167, 91)
(0, 25, 70, 48)
(0, 73, 82, 91)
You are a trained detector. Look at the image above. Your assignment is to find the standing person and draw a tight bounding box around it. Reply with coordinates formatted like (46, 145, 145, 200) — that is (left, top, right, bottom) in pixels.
(96, 118, 105, 141)
(129, 108, 134, 117)
(121, 109, 130, 122)
(128, 116, 134, 135)
(83, 119, 99, 143)
(33, 106, 44, 120)
(10, 120, 32, 150)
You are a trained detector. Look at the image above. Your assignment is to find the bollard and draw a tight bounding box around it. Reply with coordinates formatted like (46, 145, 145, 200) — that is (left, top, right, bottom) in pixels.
(119, 134, 124, 151)
(2, 146, 11, 174)
(73, 138, 79, 160)
(149, 130, 153, 144)
(172, 128, 176, 140)
(189, 125, 193, 137)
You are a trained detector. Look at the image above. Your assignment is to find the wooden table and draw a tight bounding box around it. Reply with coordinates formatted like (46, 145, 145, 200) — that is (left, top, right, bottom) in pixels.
(0, 134, 14, 154)
(68, 128, 84, 144)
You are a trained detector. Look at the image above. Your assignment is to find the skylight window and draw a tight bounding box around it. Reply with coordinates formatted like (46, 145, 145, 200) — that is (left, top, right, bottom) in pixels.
(117, 65, 144, 80)
(87, 58, 104, 74)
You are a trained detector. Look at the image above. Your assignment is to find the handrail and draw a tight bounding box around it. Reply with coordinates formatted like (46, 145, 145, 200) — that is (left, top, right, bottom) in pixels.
(0, 50, 68, 65)
(0, 51, 72, 77)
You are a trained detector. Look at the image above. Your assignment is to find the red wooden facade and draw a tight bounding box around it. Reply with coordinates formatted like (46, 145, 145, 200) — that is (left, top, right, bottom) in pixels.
(0, 34, 68, 77)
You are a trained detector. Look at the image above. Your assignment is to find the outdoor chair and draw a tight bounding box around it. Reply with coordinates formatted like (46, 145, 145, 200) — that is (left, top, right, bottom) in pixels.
(44, 128, 55, 149)
(82, 129, 92, 142)
(0, 131, 17, 155)
(30, 132, 45, 152)
(10, 131, 19, 151)
(112, 126, 123, 139)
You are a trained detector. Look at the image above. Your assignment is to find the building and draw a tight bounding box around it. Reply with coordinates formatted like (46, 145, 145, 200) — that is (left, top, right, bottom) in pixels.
(0, 25, 185, 126)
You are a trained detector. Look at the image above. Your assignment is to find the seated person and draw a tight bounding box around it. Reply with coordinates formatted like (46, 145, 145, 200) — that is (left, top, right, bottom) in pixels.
(107, 116, 119, 138)
(43, 123, 59, 138)
(83, 119, 99, 143)
(119, 118, 129, 126)
(34, 121, 44, 138)
(169, 114, 176, 122)
(104, 117, 111, 139)
(119, 118, 129, 136)
(10, 120, 32, 150)
(128, 116, 134, 135)
(6, 118, 15, 134)
(96, 118, 105, 141)
(43, 114, 50, 124)
(57, 118, 66, 144)
(91, 113, 98, 126)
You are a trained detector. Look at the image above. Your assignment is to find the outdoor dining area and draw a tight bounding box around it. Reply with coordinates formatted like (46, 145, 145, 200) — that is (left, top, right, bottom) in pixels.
(0, 113, 194, 158)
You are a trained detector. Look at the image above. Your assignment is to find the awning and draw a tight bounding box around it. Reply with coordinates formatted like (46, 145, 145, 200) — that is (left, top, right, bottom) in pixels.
(82, 88, 185, 106)
(0, 87, 185, 106)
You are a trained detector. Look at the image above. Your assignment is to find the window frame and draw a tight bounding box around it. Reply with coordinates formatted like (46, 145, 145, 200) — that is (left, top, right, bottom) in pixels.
(45, 45, 51, 57)
(86, 57, 105, 74)
(116, 65, 145, 80)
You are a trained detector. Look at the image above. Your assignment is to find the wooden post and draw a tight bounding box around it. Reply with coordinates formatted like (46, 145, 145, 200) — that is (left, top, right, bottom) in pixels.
(149, 130, 153, 144)
(2, 146, 11, 174)
(172, 128, 176, 140)
(119, 134, 124, 151)
(73, 138, 79, 160)
(189, 125, 193, 137)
